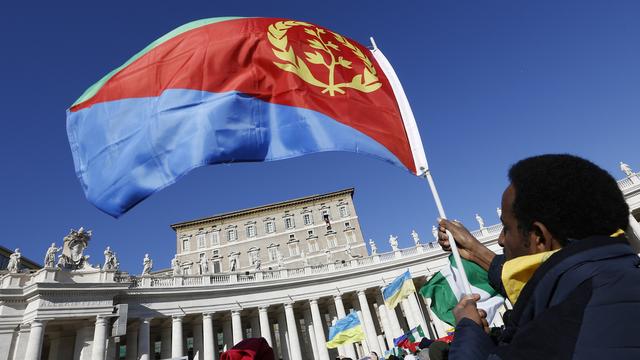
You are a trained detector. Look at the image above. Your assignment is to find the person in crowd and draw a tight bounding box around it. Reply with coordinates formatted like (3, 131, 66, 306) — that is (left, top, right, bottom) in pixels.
(437, 154, 640, 359)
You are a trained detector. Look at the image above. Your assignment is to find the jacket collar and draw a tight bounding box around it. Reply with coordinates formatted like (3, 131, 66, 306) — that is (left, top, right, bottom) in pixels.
(508, 235, 636, 327)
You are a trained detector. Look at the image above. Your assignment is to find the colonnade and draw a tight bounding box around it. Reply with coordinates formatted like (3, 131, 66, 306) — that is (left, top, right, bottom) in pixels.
(18, 285, 439, 360)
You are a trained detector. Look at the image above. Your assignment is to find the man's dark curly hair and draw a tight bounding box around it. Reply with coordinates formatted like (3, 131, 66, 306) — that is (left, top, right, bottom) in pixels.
(508, 154, 629, 245)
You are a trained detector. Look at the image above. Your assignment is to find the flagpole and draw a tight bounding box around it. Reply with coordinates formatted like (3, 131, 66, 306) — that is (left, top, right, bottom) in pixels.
(423, 170, 473, 295)
(370, 38, 473, 295)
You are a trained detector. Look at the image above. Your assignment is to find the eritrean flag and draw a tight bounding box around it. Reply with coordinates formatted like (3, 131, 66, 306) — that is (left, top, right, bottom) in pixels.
(326, 312, 365, 348)
(67, 17, 428, 217)
(383, 270, 417, 310)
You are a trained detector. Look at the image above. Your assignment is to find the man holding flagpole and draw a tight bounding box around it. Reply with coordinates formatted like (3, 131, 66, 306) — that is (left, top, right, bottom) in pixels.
(436, 154, 640, 359)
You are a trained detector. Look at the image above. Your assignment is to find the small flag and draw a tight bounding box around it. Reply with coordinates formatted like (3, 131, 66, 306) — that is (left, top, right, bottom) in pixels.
(383, 270, 416, 310)
(419, 254, 504, 326)
(326, 312, 366, 348)
(393, 325, 425, 352)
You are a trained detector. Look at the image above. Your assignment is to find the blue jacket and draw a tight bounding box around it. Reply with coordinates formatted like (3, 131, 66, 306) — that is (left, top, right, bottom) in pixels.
(449, 235, 640, 359)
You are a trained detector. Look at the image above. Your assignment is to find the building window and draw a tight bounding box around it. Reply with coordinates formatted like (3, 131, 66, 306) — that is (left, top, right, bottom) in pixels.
(183, 266, 191, 275)
(307, 230, 315, 237)
(265, 221, 275, 234)
(196, 234, 206, 249)
(322, 210, 330, 221)
(289, 243, 300, 256)
(212, 249, 219, 257)
(339, 206, 349, 218)
(303, 214, 313, 226)
(211, 231, 220, 246)
(289, 234, 295, 240)
(345, 230, 356, 244)
(182, 239, 190, 252)
(308, 239, 319, 253)
(344, 222, 351, 228)
(246, 225, 257, 238)
(326, 234, 337, 248)
(285, 217, 295, 229)
(212, 260, 221, 273)
(268, 246, 279, 262)
(227, 229, 237, 242)
(248, 249, 260, 265)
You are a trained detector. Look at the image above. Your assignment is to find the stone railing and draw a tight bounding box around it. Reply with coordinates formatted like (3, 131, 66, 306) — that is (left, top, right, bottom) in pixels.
(618, 173, 640, 193)
(109, 241, 459, 289)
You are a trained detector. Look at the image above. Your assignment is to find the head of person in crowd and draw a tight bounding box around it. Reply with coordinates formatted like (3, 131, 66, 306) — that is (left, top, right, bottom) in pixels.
(499, 154, 629, 260)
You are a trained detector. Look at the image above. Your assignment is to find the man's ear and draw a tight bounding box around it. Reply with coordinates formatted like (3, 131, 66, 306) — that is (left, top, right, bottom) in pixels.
(530, 221, 557, 252)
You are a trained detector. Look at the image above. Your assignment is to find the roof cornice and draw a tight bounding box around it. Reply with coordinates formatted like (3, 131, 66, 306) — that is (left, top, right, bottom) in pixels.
(170, 188, 355, 230)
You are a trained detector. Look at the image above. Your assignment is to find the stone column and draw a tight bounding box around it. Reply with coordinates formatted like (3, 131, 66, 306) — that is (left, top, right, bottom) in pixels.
(258, 306, 273, 347)
(125, 322, 138, 360)
(46, 331, 61, 360)
(333, 294, 357, 360)
(284, 302, 303, 360)
(91, 316, 109, 360)
(375, 302, 394, 349)
(203, 313, 215, 360)
(138, 318, 151, 360)
(231, 310, 243, 345)
(408, 293, 430, 335)
(8, 323, 30, 360)
(73, 324, 94, 360)
(628, 214, 640, 252)
(24, 320, 46, 360)
(385, 305, 404, 338)
(310, 299, 330, 360)
(161, 322, 172, 358)
(172, 315, 184, 357)
(193, 320, 204, 360)
(276, 308, 290, 360)
(357, 290, 382, 355)
(250, 313, 260, 339)
(302, 309, 319, 360)
(401, 298, 419, 328)
(222, 319, 233, 350)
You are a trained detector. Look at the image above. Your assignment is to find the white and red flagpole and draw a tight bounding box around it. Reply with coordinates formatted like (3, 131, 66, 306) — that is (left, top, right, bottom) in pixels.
(370, 37, 473, 295)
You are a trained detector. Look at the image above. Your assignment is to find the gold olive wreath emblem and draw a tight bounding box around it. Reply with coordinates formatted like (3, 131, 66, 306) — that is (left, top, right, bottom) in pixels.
(267, 21, 382, 96)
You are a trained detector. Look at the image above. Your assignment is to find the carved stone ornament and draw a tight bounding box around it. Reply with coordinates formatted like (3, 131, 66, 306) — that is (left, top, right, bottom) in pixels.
(57, 227, 95, 271)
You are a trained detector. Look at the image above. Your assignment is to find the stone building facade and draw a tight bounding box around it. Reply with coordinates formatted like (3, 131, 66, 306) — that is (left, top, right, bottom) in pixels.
(171, 188, 367, 274)
(0, 169, 639, 360)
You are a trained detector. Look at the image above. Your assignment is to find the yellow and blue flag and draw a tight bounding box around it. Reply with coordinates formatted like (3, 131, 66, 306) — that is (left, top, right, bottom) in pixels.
(383, 270, 416, 309)
(326, 312, 365, 348)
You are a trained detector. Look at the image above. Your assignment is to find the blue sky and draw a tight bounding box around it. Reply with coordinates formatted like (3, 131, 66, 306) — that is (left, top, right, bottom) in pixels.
(1, 0, 638, 272)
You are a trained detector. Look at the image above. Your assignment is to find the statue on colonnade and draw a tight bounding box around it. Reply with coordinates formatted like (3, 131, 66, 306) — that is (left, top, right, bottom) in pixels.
(621, 161, 634, 176)
(389, 234, 399, 251)
(369, 239, 377, 255)
(411, 230, 420, 246)
(171, 256, 182, 276)
(103, 246, 119, 271)
(7, 248, 21, 273)
(142, 253, 153, 275)
(44, 243, 61, 268)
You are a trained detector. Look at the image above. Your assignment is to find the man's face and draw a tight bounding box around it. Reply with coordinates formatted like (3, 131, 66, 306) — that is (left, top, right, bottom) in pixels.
(498, 185, 536, 260)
